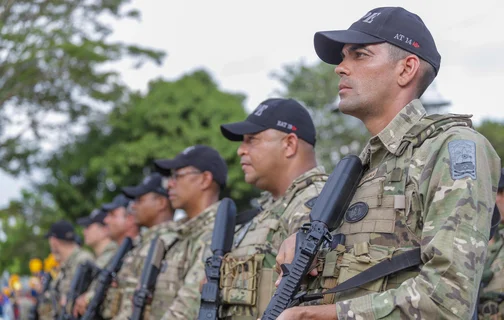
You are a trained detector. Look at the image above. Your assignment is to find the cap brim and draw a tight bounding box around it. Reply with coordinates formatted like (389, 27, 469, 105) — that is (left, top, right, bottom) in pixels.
(122, 185, 149, 198)
(76, 217, 92, 227)
(220, 121, 266, 141)
(102, 202, 120, 212)
(314, 30, 384, 65)
(154, 158, 185, 172)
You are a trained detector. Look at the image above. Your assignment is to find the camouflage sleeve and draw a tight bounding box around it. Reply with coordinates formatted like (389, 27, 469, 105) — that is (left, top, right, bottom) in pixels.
(159, 235, 211, 320)
(60, 251, 94, 298)
(335, 129, 501, 319)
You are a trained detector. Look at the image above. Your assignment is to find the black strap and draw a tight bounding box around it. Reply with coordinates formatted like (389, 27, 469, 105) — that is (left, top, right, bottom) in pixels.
(292, 247, 422, 306)
(236, 207, 261, 225)
(490, 206, 501, 241)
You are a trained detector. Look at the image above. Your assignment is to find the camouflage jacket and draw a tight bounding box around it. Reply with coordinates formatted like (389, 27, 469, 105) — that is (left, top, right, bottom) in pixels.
(323, 100, 501, 319)
(109, 221, 179, 320)
(156, 201, 220, 320)
(479, 223, 504, 318)
(38, 246, 93, 319)
(220, 166, 327, 319)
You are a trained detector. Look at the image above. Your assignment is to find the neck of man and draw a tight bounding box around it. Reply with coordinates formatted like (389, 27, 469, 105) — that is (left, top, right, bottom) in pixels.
(117, 227, 140, 245)
(361, 94, 416, 136)
(184, 192, 219, 220)
(269, 160, 317, 200)
(59, 243, 77, 264)
(92, 238, 112, 257)
(147, 209, 173, 228)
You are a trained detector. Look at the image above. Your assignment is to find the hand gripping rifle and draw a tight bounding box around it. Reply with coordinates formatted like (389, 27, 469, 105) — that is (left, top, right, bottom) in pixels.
(261, 154, 364, 320)
(28, 272, 53, 320)
(198, 198, 237, 320)
(81, 237, 134, 320)
(130, 235, 166, 320)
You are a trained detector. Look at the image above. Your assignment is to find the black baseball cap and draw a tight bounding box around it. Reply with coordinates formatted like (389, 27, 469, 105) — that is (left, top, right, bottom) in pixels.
(314, 7, 441, 75)
(154, 145, 228, 188)
(122, 172, 168, 199)
(498, 168, 504, 190)
(45, 220, 77, 242)
(220, 98, 316, 146)
(102, 194, 132, 212)
(77, 208, 107, 227)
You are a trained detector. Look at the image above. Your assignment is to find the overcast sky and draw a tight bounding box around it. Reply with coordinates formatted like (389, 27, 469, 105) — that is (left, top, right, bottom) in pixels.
(0, 0, 503, 207)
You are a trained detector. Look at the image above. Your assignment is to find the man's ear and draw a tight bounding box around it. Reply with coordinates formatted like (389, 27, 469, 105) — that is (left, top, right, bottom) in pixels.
(284, 133, 299, 158)
(200, 171, 214, 190)
(397, 54, 421, 88)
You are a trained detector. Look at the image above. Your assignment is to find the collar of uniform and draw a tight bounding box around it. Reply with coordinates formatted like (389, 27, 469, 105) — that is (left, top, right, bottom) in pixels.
(61, 246, 80, 270)
(376, 99, 426, 155)
(141, 220, 177, 244)
(176, 201, 220, 236)
(285, 166, 326, 194)
(100, 240, 118, 258)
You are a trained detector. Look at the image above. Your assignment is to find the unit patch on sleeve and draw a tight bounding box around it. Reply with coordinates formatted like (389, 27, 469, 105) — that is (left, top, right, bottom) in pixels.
(448, 140, 476, 180)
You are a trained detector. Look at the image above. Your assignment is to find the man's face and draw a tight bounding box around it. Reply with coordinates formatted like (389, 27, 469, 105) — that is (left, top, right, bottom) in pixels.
(335, 43, 397, 118)
(237, 129, 285, 190)
(167, 166, 203, 210)
(104, 207, 128, 242)
(48, 237, 61, 262)
(83, 223, 108, 247)
(132, 192, 163, 227)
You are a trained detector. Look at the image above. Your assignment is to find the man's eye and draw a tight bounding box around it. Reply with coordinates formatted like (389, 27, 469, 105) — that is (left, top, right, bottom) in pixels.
(356, 52, 366, 58)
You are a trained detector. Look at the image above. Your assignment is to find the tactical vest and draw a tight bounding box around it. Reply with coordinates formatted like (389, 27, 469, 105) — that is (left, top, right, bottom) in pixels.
(219, 171, 327, 319)
(309, 114, 472, 305)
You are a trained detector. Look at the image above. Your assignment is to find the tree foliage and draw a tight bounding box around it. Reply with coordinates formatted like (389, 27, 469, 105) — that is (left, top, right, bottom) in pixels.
(0, 191, 63, 275)
(0, 0, 165, 175)
(39, 69, 258, 221)
(476, 119, 504, 167)
(272, 61, 369, 171)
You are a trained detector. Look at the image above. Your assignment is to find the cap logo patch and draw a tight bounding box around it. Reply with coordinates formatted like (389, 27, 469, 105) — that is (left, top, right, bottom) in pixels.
(182, 146, 196, 155)
(394, 34, 416, 47)
(277, 120, 297, 131)
(361, 12, 381, 23)
(253, 104, 269, 116)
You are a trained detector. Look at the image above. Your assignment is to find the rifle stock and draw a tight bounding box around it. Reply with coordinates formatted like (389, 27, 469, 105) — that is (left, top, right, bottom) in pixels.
(261, 155, 363, 319)
(81, 237, 133, 320)
(130, 236, 166, 320)
(198, 198, 237, 320)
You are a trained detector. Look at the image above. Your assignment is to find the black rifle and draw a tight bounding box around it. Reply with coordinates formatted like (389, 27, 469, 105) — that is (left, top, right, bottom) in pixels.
(198, 198, 237, 320)
(261, 154, 363, 320)
(58, 262, 100, 320)
(28, 272, 53, 320)
(81, 237, 134, 320)
(130, 235, 166, 320)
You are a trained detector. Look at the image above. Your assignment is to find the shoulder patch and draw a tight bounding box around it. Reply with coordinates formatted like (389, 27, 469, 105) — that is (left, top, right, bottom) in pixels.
(448, 140, 476, 180)
(304, 196, 318, 209)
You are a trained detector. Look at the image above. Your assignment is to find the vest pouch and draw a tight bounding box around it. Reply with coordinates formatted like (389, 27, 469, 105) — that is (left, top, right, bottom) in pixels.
(220, 254, 264, 306)
(319, 246, 346, 304)
(336, 244, 394, 294)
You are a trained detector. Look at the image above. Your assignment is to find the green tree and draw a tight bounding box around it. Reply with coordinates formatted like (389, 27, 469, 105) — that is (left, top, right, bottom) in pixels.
(0, 0, 165, 175)
(0, 191, 63, 275)
(40, 69, 258, 221)
(272, 60, 369, 171)
(476, 119, 504, 167)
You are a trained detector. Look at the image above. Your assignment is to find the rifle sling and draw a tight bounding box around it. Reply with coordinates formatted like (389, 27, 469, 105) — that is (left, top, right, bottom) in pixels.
(297, 247, 422, 304)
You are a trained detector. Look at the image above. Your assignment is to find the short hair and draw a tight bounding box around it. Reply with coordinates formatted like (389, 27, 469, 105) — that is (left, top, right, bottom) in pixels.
(386, 43, 436, 98)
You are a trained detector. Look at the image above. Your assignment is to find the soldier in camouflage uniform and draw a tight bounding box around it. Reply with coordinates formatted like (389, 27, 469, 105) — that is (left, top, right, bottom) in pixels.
(37, 220, 93, 319)
(151, 145, 228, 319)
(105, 172, 178, 320)
(274, 7, 502, 320)
(217, 98, 327, 319)
(479, 169, 504, 319)
(72, 208, 117, 316)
